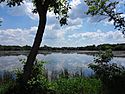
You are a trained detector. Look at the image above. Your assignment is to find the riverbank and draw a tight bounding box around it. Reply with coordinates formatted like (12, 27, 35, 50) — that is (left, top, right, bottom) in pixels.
(0, 50, 125, 57)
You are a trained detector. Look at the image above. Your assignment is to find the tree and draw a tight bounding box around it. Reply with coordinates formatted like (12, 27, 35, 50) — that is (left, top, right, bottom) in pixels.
(84, 0, 125, 35)
(0, 0, 70, 82)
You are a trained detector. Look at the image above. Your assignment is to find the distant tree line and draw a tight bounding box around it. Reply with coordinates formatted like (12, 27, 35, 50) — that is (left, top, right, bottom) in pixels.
(0, 43, 125, 51)
(0, 45, 31, 51)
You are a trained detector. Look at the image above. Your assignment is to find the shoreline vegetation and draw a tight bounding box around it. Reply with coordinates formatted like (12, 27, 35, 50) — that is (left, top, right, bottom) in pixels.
(1, 50, 125, 94)
(1, 50, 125, 57)
(0, 43, 125, 51)
(0, 67, 102, 94)
(0, 43, 125, 57)
(0, 50, 125, 94)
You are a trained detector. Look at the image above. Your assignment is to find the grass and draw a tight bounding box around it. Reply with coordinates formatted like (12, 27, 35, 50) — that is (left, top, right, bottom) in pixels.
(49, 77, 102, 94)
(0, 71, 14, 94)
(1, 50, 125, 94)
(0, 81, 14, 94)
(0, 61, 102, 94)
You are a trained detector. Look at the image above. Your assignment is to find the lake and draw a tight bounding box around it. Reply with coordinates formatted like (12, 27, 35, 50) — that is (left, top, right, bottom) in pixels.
(0, 51, 125, 79)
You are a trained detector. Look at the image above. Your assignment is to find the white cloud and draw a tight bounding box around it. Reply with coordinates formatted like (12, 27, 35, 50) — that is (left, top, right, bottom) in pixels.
(103, 18, 114, 26)
(0, 0, 125, 47)
(0, 17, 3, 21)
(69, 0, 88, 20)
(3, 1, 38, 20)
(3, 0, 86, 26)
(0, 26, 124, 47)
(68, 18, 83, 26)
(68, 30, 125, 46)
(0, 27, 36, 46)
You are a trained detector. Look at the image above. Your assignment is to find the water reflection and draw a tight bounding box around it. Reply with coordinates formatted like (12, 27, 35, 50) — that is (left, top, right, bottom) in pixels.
(0, 52, 125, 79)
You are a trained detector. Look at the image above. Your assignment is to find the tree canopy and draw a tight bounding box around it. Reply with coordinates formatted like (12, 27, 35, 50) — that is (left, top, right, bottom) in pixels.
(84, 0, 125, 35)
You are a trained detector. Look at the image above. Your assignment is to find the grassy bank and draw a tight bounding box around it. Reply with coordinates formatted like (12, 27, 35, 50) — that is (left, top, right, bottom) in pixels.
(0, 74, 101, 94)
(1, 60, 125, 94)
(1, 50, 125, 94)
(0, 71, 14, 94)
(0, 61, 102, 94)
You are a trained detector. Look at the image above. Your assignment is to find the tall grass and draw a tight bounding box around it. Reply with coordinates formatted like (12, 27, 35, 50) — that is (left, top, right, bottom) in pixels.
(0, 61, 102, 94)
(49, 77, 102, 94)
(0, 71, 14, 94)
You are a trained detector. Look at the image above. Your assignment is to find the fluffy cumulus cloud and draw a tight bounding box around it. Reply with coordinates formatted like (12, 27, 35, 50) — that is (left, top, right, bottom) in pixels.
(7, 1, 38, 20)
(0, 0, 125, 46)
(68, 30, 125, 46)
(3, 0, 86, 25)
(0, 17, 3, 21)
(0, 27, 36, 45)
(1, 0, 120, 26)
(0, 27, 124, 47)
(49, 27, 116, 46)
(69, 0, 88, 19)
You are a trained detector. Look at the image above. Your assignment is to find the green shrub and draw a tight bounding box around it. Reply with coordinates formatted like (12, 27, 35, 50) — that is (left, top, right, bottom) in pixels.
(89, 49, 125, 94)
(14, 60, 102, 94)
(15, 60, 49, 94)
(0, 71, 15, 94)
(1, 60, 101, 94)
(49, 77, 102, 94)
(0, 81, 14, 94)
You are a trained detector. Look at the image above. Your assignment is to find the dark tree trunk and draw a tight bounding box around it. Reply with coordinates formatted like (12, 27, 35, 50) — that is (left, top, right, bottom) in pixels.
(23, 2, 48, 82)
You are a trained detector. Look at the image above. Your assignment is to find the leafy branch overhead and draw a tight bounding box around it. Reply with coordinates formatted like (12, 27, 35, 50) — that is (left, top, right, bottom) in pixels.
(85, 0, 125, 35)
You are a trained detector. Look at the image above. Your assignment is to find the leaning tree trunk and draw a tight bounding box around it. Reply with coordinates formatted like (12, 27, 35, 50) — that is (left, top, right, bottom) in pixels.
(23, 3, 48, 82)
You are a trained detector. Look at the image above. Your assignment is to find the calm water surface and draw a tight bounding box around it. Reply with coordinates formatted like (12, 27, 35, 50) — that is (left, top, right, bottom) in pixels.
(0, 52, 125, 77)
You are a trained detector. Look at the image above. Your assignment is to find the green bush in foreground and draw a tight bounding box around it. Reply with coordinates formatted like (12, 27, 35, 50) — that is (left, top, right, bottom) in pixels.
(49, 77, 102, 94)
(2, 60, 101, 94)
(89, 49, 125, 94)
(0, 71, 15, 94)
(14, 61, 49, 94)
(0, 81, 14, 94)
(2, 50, 125, 94)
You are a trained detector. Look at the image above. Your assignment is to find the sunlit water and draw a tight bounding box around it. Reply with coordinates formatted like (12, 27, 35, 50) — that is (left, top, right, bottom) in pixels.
(0, 52, 125, 78)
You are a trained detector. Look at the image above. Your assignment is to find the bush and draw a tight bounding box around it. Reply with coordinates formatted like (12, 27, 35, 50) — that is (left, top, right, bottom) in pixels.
(1, 60, 102, 94)
(89, 49, 125, 94)
(0, 71, 15, 94)
(15, 60, 102, 94)
(0, 81, 14, 94)
(15, 60, 49, 94)
(50, 77, 101, 94)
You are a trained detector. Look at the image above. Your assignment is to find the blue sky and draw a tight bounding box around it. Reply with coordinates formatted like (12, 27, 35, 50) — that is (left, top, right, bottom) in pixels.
(0, 0, 125, 47)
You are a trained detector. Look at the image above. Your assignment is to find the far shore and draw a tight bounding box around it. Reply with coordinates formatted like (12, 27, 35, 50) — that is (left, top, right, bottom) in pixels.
(0, 50, 125, 57)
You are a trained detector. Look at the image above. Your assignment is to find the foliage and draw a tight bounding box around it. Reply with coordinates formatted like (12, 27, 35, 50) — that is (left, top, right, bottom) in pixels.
(0, 71, 15, 94)
(1, 43, 125, 51)
(0, 81, 14, 94)
(97, 44, 112, 50)
(85, 0, 125, 35)
(48, 0, 71, 26)
(89, 49, 125, 94)
(94, 49, 113, 63)
(9, 60, 101, 94)
(14, 60, 49, 94)
(50, 77, 102, 94)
